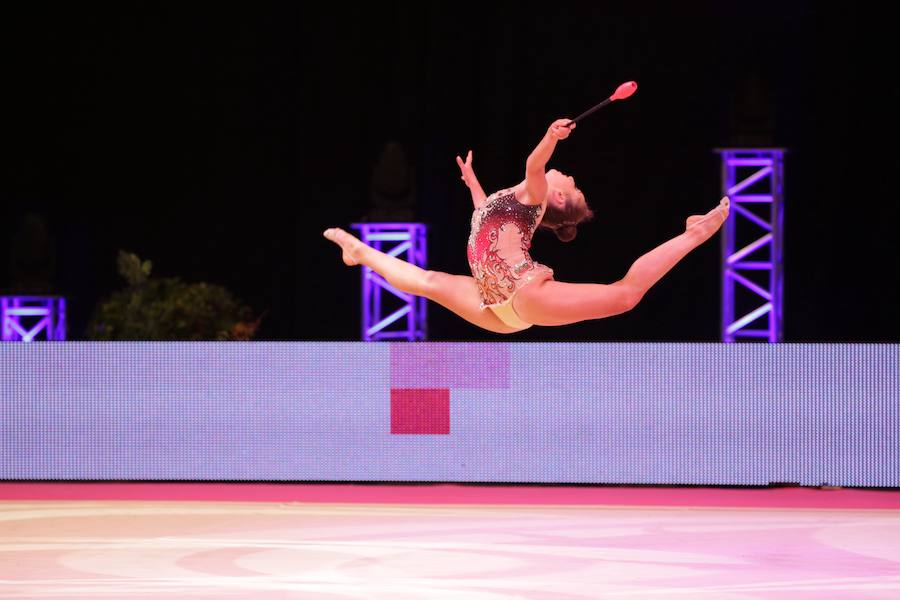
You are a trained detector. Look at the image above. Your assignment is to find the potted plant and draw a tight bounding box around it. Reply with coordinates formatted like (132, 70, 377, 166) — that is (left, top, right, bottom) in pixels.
(87, 251, 262, 341)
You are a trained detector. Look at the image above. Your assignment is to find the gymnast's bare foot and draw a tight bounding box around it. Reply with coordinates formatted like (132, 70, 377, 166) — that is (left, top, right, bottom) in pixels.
(323, 227, 364, 266)
(686, 197, 730, 240)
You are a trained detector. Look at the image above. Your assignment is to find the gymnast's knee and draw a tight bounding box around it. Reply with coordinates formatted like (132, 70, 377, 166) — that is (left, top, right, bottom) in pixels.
(612, 282, 644, 314)
(420, 270, 445, 297)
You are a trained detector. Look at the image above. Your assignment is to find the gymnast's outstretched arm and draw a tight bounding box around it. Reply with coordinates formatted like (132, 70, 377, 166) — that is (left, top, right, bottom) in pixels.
(523, 118, 573, 206)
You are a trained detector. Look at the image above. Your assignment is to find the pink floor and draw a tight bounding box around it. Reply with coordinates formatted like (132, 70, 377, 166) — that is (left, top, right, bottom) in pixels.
(2, 484, 899, 599)
(3, 482, 899, 508)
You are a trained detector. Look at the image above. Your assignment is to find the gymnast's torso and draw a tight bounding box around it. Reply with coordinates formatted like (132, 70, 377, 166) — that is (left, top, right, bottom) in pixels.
(467, 188, 554, 308)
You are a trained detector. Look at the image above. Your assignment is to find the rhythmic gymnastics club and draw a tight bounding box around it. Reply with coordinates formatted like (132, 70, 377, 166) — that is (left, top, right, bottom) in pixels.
(566, 81, 638, 127)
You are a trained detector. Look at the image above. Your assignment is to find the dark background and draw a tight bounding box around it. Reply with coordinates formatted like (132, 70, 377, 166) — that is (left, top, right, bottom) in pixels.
(2, 3, 895, 342)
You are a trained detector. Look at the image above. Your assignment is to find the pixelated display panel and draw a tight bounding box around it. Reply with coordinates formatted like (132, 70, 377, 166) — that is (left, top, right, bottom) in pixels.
(1, 342, 898, 486)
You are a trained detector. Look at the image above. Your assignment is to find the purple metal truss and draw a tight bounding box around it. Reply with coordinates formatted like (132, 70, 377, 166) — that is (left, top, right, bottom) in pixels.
(716, 149, 785, 342)
(1, 296, 67, 342)
(351, 223, 427, 342)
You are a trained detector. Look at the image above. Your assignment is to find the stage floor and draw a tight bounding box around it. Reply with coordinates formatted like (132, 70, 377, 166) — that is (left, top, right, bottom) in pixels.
(1, 484, 899, 599)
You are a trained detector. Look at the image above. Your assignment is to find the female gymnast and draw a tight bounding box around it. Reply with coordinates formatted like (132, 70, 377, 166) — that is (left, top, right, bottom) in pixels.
(324, 117, 729, 334)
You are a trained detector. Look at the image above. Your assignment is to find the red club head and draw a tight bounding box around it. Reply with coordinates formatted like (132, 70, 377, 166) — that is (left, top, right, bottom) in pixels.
(611, 81, 638, 101)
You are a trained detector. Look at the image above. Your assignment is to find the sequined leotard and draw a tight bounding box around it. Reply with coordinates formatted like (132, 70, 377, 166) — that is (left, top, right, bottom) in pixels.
(467, 188, 554, 309)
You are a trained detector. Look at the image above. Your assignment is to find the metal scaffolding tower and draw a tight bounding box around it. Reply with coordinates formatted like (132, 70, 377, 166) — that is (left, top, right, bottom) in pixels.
(716, 149, 785, 342)
(1, 296, 67, 342)
(351, 223, 427, 342)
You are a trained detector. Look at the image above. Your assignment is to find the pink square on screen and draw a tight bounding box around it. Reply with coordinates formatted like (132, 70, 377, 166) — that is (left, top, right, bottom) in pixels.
(390, 388, 450, 434)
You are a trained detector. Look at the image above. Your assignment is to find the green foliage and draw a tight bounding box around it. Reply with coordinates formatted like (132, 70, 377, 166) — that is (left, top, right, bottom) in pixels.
(87, 251, 261, 341)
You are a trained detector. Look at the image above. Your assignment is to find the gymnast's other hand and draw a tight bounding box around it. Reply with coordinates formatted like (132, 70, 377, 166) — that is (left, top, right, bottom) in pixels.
(455, 150, 477, 189)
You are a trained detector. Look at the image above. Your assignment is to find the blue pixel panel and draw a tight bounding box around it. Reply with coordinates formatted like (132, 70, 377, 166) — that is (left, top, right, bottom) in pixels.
(1, 342, 898, 486)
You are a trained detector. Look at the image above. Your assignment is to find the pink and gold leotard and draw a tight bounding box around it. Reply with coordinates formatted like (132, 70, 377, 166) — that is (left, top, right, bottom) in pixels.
(467, 188, 554, 311)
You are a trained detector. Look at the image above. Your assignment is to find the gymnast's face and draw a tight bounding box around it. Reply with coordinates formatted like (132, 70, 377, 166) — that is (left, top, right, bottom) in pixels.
(546, 169, 580, 208)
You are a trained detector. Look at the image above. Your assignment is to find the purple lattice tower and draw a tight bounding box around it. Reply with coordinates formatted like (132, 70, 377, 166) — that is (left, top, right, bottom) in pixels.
(715, 149, 785, 342)
(351, 223, 427, 342)
(1, 296, 67, 342)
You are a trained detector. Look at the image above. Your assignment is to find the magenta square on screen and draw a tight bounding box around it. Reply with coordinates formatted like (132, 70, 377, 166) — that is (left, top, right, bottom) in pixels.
(390, 388, 450, 434)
